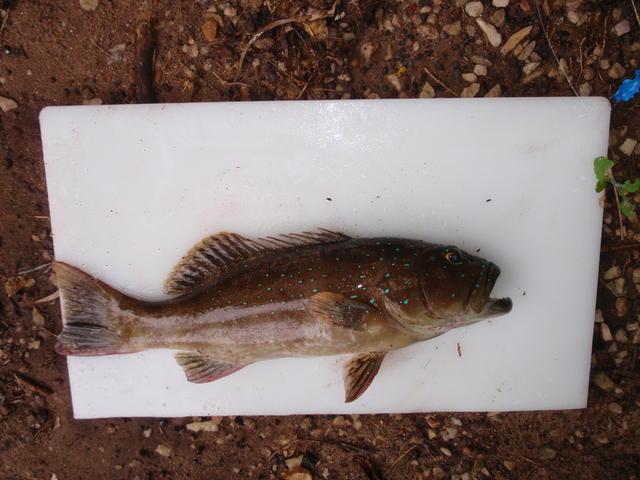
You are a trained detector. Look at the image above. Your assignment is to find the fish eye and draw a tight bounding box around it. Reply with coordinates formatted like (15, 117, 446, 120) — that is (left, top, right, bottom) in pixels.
(444, 248, 464, 265)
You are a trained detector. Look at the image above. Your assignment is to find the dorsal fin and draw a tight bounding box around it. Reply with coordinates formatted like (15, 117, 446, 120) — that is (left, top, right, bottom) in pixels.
(164, 229, 351, 295)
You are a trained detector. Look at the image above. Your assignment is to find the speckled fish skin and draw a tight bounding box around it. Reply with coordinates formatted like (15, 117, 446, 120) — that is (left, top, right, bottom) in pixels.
(54, 231, 512, 402)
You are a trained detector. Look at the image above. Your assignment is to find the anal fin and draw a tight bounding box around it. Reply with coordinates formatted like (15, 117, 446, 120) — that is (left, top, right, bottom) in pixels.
(343, 352, 386, 403)
(309, 292, 370, 330)
(175, 352, 249, 383)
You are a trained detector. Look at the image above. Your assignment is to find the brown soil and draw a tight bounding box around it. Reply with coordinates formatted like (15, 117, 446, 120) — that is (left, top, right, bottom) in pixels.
(1, 1, 639, 479)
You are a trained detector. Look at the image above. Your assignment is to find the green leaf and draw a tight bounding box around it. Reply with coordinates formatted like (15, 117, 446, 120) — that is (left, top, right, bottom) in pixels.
(622, 178, 640, 193)
(594, 156, 614, 183)
(596, 179, 609, 193)
(620, 201, 635, 218)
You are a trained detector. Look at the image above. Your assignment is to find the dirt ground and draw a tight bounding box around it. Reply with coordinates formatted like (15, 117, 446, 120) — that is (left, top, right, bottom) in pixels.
(1, 0, 639, 479)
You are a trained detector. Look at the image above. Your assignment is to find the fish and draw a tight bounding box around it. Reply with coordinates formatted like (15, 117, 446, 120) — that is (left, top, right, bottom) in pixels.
(54, 229, 512, 403)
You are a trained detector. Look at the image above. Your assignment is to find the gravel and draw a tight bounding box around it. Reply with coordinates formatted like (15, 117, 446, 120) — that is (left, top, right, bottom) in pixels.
(604, 265, 621, 280)
(620, 138, 638, 156)
(522, 62, 539, 75)
(186, 420, 220, 432)
(613, 20, 631, 37)
(473, 64, 488, 76)
(579, 82, 592, 96)
(614, 328, 628, 343)
(500, 26, 532, 56)
(0, 95, 18, 112)
(464, 1, 483, 17)
(78, 0, 99, 11)
(608, 63, 626, 79)
(359, 42, 375, 63)
(608, 402, 623, 414)
(442, 21, 462, 36)
(461, 83, 480, 97)
(419, 81, 436, 98)
(601, 323, 613, 342)
(485, 84, 501, 97)
(155, 444, 172, 457)
(538, 447, 556, 461)
(476, 18, 502, 47)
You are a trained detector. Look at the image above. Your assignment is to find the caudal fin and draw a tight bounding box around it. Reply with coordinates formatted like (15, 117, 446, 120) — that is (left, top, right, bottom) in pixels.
(54, 262, 129, 356)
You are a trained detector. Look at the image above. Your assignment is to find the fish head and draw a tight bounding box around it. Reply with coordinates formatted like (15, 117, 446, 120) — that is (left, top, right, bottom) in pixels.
(400, 245, 512, 333)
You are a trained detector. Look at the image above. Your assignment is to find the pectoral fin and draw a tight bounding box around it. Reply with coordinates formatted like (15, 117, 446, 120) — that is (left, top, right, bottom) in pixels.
(343, 352, 386, 403)
(309, 292, 371, 330)
(175, 352, 249, 383)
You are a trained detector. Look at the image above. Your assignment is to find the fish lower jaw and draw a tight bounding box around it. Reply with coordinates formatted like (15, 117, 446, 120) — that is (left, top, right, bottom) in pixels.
(481, 297, 513, 316)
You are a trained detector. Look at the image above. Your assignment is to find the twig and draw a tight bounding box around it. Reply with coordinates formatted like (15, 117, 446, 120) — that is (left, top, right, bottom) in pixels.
(296, 82, 309, 99)
(236, 13, 330, 76)
(17, 262, 51, 276)
(601, 15, 608, 54)
(521, 455, 543, 468)
(612, 185, 627, 240)
(209, 68, 249, 88)
(423, 66, 458, 97)
(533, 0, 580, 97)
(578, 36, 586, 80)
(631, 0, 640, 28)
(385, 443, 419, 473)
(12, 371, 54, 396)
(356, 456, 386, 480)
(0, 8, 10, 38)
(601, 242, 640, 252)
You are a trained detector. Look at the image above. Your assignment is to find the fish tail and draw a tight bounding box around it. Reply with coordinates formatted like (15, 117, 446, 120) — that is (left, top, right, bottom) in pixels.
(54, 262, 134, 356)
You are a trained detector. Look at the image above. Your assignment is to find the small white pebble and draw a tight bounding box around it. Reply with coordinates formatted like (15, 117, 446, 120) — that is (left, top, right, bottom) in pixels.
(593, 372, 615, 391)
(155, 444, 172, 457)
(601, 323, 613, 342)
(462, 72, 478, 82)
(476, 18, 502, 47)
(595, 309, 604, 323)
(614, 328, 628, 343)
(460, 82, 480, 98)
(620, 138, 638, 156)
(465, 1, 483, 17)
(473, 64, 488, 76)
(579, 82, 592, 96)
(608, 402, 623, 414)
(608, 62, 625, 79)
(613, 20, 631, 37)
(604, 265, 622, 280)
(522, 62, 540, 75)
(0, 95, 17, 112)
(79, 0, 99, 11)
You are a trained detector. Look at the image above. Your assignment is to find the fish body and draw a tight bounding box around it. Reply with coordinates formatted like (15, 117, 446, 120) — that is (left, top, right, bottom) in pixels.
(55, 230, 512, 402)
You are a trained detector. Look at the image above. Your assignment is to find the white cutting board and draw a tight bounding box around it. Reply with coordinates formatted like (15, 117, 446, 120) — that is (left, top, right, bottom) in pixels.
(40, 98, 610, 419)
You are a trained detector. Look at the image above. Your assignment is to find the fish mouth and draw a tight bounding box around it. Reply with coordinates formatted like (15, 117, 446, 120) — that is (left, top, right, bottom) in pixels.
(481, 297, 513, 316)
(474, 262, 512, 317)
